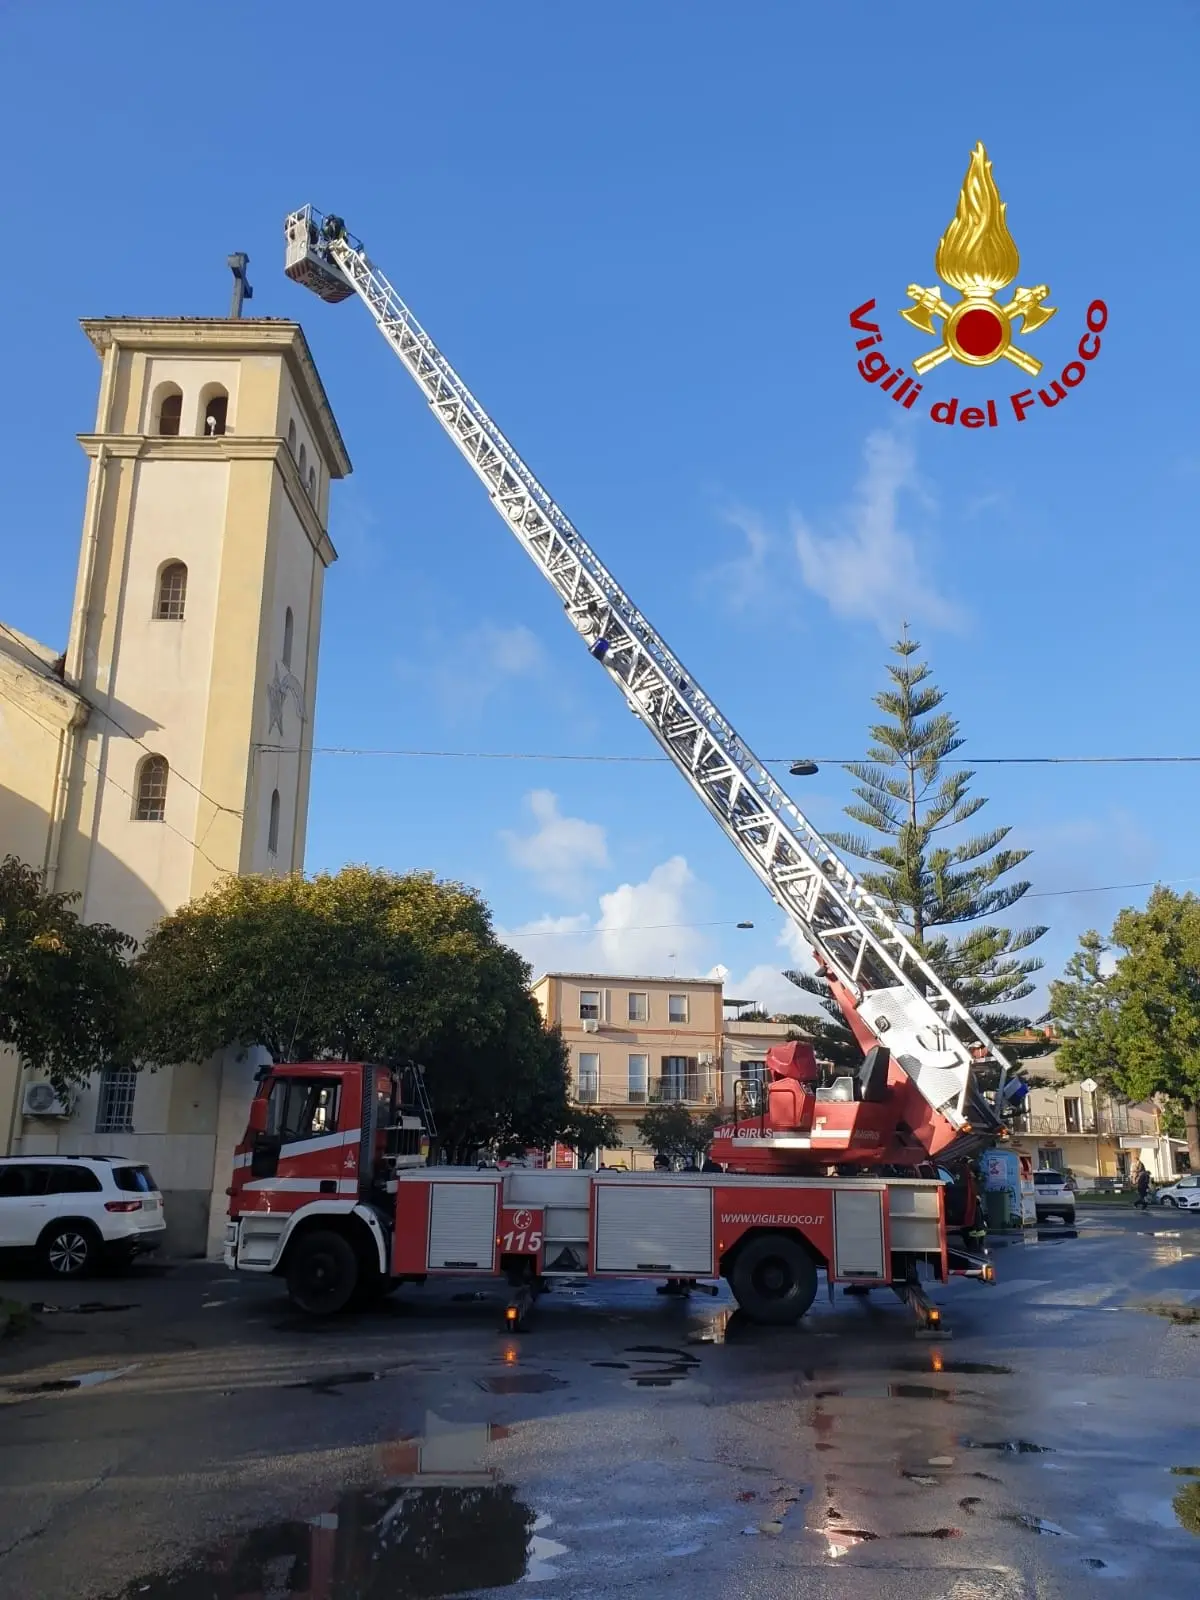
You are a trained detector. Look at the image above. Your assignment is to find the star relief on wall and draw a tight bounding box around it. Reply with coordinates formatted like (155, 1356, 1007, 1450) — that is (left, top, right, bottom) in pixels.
(266, 663, 306, 737)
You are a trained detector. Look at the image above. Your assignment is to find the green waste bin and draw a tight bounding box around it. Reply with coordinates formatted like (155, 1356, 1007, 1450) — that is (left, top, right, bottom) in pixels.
(985, 1189, 1015, 1231)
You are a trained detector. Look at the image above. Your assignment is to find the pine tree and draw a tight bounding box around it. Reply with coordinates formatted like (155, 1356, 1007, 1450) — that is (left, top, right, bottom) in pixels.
(787, 633, 1047, 1068)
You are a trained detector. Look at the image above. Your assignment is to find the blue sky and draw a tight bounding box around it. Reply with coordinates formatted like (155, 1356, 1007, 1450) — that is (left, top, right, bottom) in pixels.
(3, 3, 1198, 1014)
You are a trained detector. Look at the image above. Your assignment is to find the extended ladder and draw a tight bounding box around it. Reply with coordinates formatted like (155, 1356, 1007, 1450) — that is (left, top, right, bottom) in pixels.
(283, 206, 1010, 1129)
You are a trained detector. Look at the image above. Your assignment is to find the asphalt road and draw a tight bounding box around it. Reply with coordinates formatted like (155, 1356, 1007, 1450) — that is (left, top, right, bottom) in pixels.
(1, 1209, 1198, 1599)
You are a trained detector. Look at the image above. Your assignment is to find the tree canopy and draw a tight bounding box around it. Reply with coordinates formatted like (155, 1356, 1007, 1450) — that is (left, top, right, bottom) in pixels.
(634, 1103, 724, 1165)
(1049, 888, 1200, 1164)
(0, 855, 135, 1096)
(132, 866, 580, 1160)
(786, 633, 1047, 1075)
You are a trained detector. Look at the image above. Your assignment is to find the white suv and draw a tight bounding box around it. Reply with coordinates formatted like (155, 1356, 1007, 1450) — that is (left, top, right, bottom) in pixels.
(1032, 1169, 1076, 1224)
(0, 1156, 166, 1277)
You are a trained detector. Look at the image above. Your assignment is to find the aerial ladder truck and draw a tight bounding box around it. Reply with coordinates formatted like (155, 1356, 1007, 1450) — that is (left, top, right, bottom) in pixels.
(222, 208, 1008, 1328)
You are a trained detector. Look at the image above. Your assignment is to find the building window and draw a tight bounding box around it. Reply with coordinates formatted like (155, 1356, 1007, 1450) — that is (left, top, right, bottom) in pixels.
(1064, 1096, 1082, 1134)
(298, 443, 308, 481)
(627, 991, 648, 1023)
(282, 606, 294, 669)
(1038, 1147, 1065, 1173)
(668, 993, 689, 1024)
(268, 789, 281, 855)
(577, 1052, 600, 1104)
(135, 755, 169, 821)
(155, 561, 188, 620)
(741, 1059, 766, 1085)
(96, 1068, 137, 1134)
(308, 466, 317, 500)
(287, 420, 297, 456)
(579, 990, 600, 1022)
(155, 386, 183, 437)
(202, 388, 228, 436)
(661, 1055, 691, 1100)
(628, 1053, 649, 1103)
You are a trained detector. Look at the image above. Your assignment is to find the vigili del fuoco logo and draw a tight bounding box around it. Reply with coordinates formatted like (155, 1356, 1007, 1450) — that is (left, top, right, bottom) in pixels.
(848, 142, 1106, 427)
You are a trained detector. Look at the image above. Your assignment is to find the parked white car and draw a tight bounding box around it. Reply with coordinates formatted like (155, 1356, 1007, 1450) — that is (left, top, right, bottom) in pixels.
(1032, 1169, 1076, 1223)
(1153, 1174, 1200, 1210)
(0, 1156, 166, 1277)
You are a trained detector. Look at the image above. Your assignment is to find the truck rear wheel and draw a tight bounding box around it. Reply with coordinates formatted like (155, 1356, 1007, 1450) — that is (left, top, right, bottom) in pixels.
(728, 1233, 818, 1325)
(286, 1229, 359, 1315)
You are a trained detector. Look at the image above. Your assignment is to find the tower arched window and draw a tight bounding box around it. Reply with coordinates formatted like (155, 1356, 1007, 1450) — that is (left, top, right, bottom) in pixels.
(268, 789, 281, 856)
(307, 466, 316, 500)
(135, 755, 169, 822)
(155, 561, 188, 620)
(287, 420, 297, 456)
(201, 386, 228, 436)
(298, 443, 307, 480)
(282, 606, 294, 669)
(155, 386, 183, 437)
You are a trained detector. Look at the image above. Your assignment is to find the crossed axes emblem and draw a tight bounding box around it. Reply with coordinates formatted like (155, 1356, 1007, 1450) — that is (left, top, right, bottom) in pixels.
(901, 283, 1056, 377)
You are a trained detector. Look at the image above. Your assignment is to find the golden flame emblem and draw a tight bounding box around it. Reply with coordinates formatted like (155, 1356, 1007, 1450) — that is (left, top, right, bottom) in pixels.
(902, 143, 1055, 376)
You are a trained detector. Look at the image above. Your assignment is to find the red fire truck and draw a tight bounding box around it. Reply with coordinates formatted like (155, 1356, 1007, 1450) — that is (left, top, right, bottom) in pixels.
(223, 1055, 990, 1327)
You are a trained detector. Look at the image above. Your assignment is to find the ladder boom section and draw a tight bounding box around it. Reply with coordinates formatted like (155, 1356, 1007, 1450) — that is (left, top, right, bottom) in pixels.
(284, 207, 1009, 1124)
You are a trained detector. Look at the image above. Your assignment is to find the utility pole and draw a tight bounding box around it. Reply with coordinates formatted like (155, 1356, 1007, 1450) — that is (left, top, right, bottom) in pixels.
(227, 253, 253, 318)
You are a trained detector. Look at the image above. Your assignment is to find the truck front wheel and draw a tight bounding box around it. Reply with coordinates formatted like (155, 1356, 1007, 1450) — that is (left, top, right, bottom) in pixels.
(286, 1229, 359, 1315)
(728, 1233, 818, 1325)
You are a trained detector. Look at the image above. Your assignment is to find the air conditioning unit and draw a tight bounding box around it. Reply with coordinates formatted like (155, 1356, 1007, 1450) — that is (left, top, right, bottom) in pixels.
(581, 1019, 600, 1034)
(23, 1083, 72, 1118)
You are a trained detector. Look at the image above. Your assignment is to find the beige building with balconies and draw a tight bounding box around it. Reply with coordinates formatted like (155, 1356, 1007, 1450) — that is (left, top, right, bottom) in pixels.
(1009, 1072, 1186, 1186)
(1, 313, 349, 1254)
(531, 973, 807, 1168)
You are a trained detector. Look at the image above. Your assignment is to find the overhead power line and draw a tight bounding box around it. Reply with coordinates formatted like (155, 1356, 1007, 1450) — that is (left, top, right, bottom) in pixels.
(254, 742, 1200, 768)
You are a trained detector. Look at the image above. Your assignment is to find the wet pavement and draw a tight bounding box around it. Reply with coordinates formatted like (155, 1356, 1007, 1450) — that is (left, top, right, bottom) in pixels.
(1, 1210, 1198, 1597)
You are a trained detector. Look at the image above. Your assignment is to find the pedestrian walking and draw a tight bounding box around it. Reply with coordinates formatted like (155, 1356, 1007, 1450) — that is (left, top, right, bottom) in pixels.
(1132, 1159, 1151, 1210)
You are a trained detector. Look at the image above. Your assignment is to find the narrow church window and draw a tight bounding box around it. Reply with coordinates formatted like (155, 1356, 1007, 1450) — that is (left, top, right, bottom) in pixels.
(135, 755, 169, 822)
(308, 466, 316, 500)
(156, 387, 183, 437)
(156, 561, 187, 620)
(287, 419, 297, 456)
(298, 443, 308, 480)
(202, 388, 228, 436)
(268, 789, 281, 855)
(282, 606, 294, 669)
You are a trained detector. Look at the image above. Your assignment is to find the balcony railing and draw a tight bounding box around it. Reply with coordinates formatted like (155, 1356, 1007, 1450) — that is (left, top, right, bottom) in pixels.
(572, 1074, 721, 1107)
(1014, 1110, 1156, 1138)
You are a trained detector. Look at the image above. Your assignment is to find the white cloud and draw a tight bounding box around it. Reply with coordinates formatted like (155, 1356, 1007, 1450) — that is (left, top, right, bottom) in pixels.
(500, 855, 709, 979)
(397, 622, 549, 720)
(792, 430, 964, 636)
(502, 790, 609, 899)
(700, 507, 774, 611)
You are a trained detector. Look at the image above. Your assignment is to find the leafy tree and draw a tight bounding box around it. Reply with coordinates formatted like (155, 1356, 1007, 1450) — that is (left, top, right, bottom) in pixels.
(635, 1104, 723, 1164)
(786, 633, 1048, 1076)
(1050, 888, 1200, 1166)
(0, 855, 135, 1096)
(133, 866, 577, 1161)
(557, 1107, 621, 1160)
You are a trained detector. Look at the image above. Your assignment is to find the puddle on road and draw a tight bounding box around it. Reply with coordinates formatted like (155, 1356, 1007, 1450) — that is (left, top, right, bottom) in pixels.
(620, 1345, 701, 1388)
(476, 1373, 567, 1394)
(28, 1300, 135, 1315)
(3, 1364, 138, 1397)
(288, 1370, 387, 1396)
(590, 1361, 630, 1369)
(106, 1416, 571, 1597)
(893, 1356, 1013, 1375)
(1003, 1512, 1068, 1536)
(815, 1383, 972, 1403)
(964, 1438, 1053, 1454)
(103, 1485, 552, 1598)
